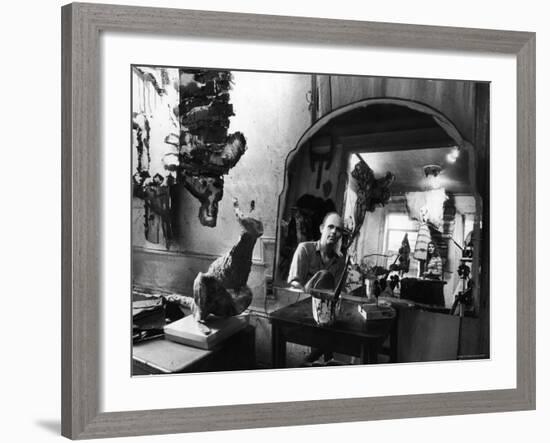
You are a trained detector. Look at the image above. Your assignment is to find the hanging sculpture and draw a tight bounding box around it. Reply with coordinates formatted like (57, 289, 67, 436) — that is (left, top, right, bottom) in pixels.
(349, 158, 395, 245)
(177, 69, 248, 227)
(131, 67, 248, 248)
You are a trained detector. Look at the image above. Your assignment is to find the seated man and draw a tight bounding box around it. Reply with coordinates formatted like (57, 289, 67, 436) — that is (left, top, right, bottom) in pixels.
(287, 212, 346, 291)
(287, 212, 346, 365)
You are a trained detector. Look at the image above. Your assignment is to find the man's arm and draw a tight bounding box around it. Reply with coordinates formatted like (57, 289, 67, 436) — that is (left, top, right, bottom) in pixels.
(287, 243, 309, 289)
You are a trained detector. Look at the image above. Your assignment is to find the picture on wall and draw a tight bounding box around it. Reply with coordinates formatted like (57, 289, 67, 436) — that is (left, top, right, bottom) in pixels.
(131, 65, 490, 375)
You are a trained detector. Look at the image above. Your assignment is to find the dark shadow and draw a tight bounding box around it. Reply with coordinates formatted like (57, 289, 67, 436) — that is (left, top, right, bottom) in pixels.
(35, 420, 60, 435)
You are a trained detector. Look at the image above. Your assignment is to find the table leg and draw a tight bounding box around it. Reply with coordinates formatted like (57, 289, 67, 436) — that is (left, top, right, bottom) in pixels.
(271, 323, 286, 368)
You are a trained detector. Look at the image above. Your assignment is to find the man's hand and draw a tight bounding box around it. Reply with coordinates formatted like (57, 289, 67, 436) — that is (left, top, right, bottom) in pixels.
(290, 281, 305, 291)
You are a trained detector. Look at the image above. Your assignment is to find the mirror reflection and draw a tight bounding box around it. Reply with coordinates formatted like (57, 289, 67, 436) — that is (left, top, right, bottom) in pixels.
(341, 147, 477, 311)
(275, 102, 482, 318)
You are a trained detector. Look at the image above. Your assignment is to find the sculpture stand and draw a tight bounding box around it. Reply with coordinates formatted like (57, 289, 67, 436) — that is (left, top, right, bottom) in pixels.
(164, 315, 248, 350)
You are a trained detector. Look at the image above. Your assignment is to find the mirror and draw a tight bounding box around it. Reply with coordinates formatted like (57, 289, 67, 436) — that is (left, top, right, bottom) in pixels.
(341, 147, 478, 309)
(274, 101, 484, 315)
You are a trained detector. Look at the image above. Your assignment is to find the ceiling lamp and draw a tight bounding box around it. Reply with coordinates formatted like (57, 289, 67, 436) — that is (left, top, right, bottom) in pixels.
(446, 146, 460, 163)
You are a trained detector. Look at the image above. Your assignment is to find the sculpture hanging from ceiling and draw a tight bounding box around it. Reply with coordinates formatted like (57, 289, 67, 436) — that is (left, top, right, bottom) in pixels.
(348, 158, 395, 246)
(131, 67, 248, 248)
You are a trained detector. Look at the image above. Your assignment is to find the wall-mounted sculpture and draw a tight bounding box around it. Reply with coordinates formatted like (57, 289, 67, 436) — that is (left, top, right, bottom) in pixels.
(132, 109, 177, 249)
(131, 67, 248, 248)
(179, 131, 247, 227)
(192, 199, 264, 321)
(181, 175, 224, 228)
(178, 70, 247, 227)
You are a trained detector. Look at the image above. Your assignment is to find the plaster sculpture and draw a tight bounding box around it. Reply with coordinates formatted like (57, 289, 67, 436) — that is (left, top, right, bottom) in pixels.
(192, 198, 264, 322)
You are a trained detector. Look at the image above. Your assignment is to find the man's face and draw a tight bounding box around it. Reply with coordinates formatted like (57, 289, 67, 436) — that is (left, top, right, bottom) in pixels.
(320, 214, 343, 246)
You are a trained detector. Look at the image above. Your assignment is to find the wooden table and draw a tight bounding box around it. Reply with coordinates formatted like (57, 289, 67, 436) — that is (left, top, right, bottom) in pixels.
(132, 325, 255, 375)
(269, 297, 394, 368)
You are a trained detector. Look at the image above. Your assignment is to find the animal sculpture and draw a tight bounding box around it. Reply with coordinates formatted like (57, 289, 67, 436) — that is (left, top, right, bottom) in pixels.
(192, 199, 264, 322)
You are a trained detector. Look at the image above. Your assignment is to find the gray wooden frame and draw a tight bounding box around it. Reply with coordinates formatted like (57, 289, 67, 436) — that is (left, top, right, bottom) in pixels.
(61, 2, 536, 439)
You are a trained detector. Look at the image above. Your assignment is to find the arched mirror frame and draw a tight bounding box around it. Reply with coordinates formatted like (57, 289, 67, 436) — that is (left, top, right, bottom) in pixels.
(273, 97, 485, 316)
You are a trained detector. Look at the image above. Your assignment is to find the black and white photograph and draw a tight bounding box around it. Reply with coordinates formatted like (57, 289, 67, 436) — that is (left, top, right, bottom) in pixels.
(131, 66, 490, 375)
(3, 0, 545, 441)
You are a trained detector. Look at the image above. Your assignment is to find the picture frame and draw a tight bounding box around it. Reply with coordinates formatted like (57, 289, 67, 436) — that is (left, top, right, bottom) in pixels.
(61, 2, 535, 439)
